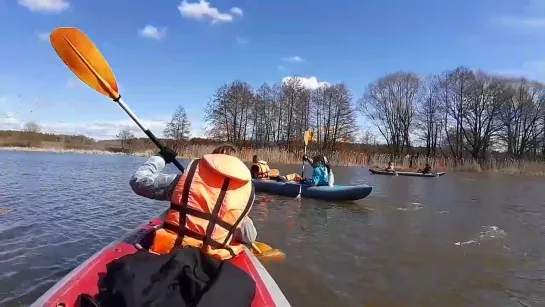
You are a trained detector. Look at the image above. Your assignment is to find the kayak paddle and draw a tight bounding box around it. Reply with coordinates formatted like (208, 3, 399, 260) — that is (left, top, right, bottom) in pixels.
(251, 241, 286, 264)
(296, 130, 311, 199)
(49, 27, 185, 173)
(269, 168, 280, 178)
(49, 27, 285, 264)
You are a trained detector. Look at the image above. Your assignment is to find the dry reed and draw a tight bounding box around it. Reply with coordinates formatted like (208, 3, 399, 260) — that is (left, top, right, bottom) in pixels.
(2, 145, 544, 175)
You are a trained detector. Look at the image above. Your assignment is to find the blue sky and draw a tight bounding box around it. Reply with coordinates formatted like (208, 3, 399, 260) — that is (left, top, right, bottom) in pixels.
(1, 0, 545, 140)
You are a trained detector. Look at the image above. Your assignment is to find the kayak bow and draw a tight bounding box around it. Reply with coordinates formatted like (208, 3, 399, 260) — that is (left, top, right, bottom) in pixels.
(30, 217, 290, 307)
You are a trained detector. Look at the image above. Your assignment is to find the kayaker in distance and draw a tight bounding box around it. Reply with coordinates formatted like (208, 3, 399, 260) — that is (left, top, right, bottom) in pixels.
(129, 143, 258, 259)
(417, 163, 434, 175)
(385, 161, 396, 172)
(301, 154, 335, 186)
(251, 154, 302, 182)
(250, 155, 272, 179)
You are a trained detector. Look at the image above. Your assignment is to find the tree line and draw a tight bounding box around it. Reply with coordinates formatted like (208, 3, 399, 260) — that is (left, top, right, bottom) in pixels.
(204, 78, 358, 151)
(201, 70, 545, 165)
(6, 66, 545, 167)
(0, 122, 95, 148)
(360, 67, 545, 163)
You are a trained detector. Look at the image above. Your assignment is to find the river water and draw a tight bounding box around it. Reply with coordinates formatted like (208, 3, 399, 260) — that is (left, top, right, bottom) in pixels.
(0, 150, 544, 307)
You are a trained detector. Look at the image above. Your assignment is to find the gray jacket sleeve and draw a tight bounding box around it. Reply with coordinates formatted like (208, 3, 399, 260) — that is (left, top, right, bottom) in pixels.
(129, 156, 181, 201)
(234, 216, 257, 244)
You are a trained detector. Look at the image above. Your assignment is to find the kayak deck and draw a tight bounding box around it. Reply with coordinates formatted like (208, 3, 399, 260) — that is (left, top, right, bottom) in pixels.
(30, 218, 290, 307)
(369, 168, 446, 177)
(252, 179, 373, 201)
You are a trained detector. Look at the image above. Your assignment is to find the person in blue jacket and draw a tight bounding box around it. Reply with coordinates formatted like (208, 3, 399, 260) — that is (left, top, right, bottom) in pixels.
(301, 154, 335, 186)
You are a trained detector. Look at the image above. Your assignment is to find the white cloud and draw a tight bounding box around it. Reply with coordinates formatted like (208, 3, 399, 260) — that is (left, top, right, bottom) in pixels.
(65, 78, 80, 89)
(229, 7, 243, 17)
(236, 36, 248, 45)
(495, 16, 545, 29)
(0, 112, 23, 131)
(178, 0, 243, 24)
(37, 32, 50, 41)
(282, 76, 329, 90)
(494, 60, 545, 82)
(18, 0, 69, 13)
(0, 113, 205, 140)
(277, 65, 287, 71)
(492, 1, 545, 30)
(282, 56, 305, 63)
(138, 25, 167, 41)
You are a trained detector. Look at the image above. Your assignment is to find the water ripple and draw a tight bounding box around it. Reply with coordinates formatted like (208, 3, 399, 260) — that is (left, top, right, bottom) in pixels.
(1, 151, 545, 307)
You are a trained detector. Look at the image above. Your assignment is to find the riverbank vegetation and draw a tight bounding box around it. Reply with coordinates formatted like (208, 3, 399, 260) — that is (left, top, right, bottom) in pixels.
(2, 66, 545, 175)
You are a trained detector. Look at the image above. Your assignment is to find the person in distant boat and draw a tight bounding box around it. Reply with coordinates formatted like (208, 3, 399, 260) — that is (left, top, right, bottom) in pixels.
(385, 161, 396, 172)
(301, 154, 334, 186)
(276, 173, 301, 182)
(418, 163, 433, 174)
(250, 155, 271, 179)
(129, 143, 257, 260)
(251, 154, 303, 182)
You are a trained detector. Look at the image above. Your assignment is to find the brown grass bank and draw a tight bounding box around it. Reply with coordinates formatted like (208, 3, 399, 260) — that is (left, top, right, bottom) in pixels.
(2, 142, 544, 176)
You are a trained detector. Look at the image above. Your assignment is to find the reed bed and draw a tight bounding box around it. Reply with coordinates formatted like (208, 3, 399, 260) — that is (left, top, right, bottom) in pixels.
(2, 145, 544, 175)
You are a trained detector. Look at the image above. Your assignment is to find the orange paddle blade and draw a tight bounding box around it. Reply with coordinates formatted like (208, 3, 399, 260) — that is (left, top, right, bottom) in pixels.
(50, 27, 120, 100)
(269, 169, 280, 177)
(255, 249, 286, 264)
(251, 241, 286, 263)
(304, 130, 311, 146)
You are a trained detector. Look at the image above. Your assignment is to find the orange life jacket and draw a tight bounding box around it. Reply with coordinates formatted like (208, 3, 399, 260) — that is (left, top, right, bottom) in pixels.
(252, 160, 270, 179)
(150, 154, 255, 260)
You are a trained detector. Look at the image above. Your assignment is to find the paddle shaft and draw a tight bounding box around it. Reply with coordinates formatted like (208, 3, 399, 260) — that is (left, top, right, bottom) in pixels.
(116, 97, 185, 173)
(297, 142, 308, 197)
(301, 143, 307, 178)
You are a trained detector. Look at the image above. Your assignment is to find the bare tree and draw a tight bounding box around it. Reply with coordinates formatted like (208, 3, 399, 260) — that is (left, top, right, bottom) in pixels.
(116, 127, 136, 151)
(459, 71, 502, 162)
(164, 106, 192, 153)
(23, 121, 41, 133)
(358, 72, 421, 157)
(280, 77, 311, 149)
(437, 67, 474, 161)
(313, 83, 358, 150)
(416, 76, 443, 157)
(204, 81, 254, 147)
(496, 78, 545, 159)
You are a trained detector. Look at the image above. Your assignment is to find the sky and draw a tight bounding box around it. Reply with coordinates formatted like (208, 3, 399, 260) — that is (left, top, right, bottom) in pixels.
(1, 0, 545, 140)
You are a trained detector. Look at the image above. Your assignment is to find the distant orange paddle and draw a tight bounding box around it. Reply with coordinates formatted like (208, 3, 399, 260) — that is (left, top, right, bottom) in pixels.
(296, 130, 311, 199)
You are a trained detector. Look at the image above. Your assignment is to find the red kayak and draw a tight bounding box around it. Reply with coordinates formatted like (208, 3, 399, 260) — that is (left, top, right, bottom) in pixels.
(30, 217, 291, 307)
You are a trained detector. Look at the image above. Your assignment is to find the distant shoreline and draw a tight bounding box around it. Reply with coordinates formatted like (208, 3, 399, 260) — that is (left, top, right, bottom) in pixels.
(0, 146, 153, 157)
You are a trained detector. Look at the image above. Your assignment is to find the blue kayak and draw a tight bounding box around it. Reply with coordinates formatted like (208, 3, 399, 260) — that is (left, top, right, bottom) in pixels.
(252, 179, 373, 201)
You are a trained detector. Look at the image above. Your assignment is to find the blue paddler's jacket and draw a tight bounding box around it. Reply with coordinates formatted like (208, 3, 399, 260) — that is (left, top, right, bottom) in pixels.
(302, 163, 335, 186)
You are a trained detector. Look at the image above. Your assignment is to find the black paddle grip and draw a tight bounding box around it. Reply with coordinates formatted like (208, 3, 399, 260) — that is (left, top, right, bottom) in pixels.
(143, 129, 185, 173)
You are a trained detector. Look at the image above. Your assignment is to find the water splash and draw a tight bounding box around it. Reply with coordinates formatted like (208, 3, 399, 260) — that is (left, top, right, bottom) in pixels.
(396, 202, 424, 211)
(455, 226, 507, 246)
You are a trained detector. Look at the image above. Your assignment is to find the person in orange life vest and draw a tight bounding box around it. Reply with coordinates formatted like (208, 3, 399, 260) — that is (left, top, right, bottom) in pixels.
(250, 155, 271, 179)
(251, 154, 302, 182)
(129, 143, 257, 260)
